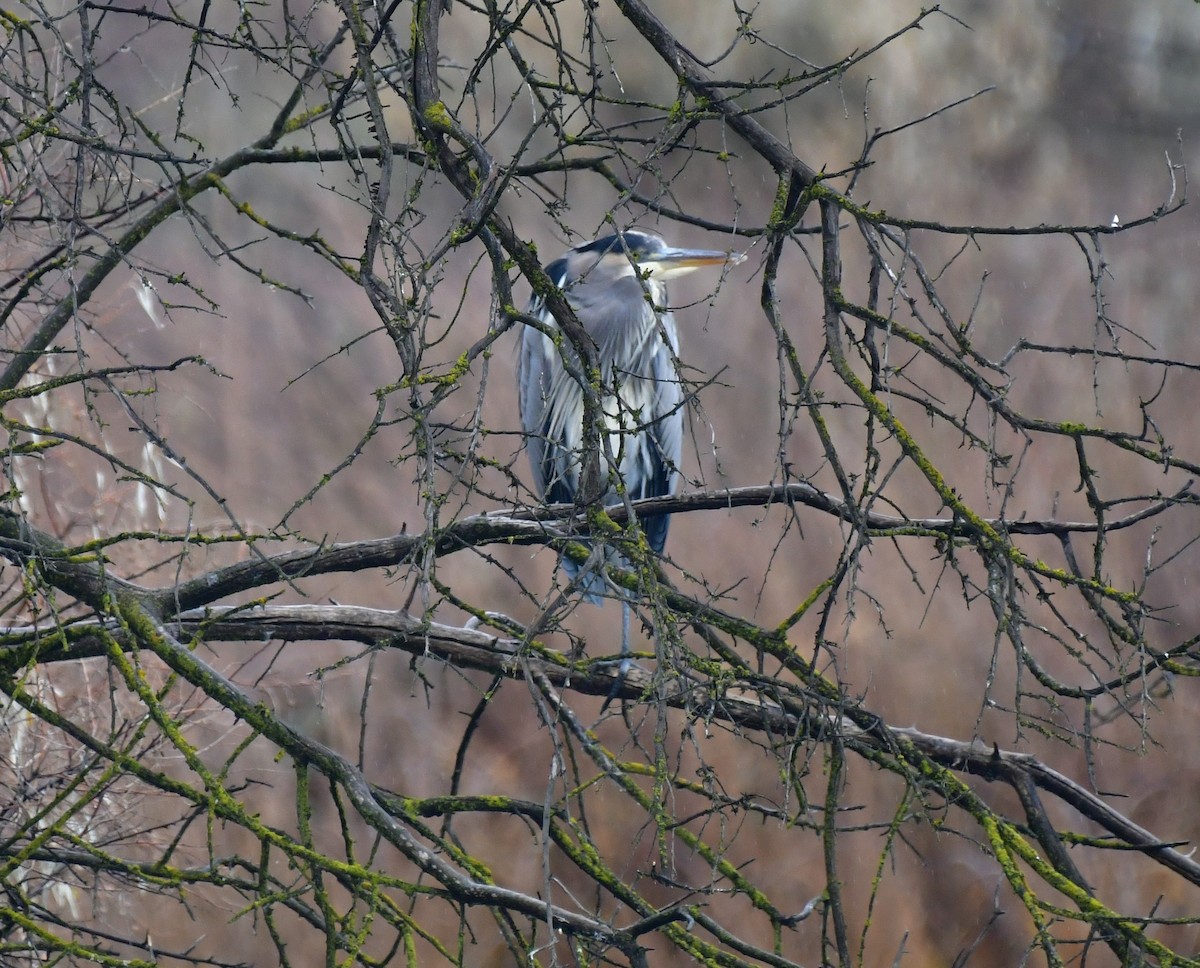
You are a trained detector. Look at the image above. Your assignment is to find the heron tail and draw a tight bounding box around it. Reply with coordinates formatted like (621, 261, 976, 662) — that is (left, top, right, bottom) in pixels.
(561, 550, 606, 605)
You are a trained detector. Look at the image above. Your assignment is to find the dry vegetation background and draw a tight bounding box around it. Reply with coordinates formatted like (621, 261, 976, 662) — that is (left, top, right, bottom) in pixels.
(5, 1, 1200, 966)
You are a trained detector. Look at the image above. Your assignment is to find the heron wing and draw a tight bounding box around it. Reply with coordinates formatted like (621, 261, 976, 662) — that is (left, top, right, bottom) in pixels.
(518, 260, 583, 505)
(517, 287, 601, 599)
(632, 317, 683, 555)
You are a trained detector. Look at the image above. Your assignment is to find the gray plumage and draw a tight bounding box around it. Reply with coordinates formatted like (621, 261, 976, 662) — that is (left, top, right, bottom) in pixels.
(518, 230, 743, 601)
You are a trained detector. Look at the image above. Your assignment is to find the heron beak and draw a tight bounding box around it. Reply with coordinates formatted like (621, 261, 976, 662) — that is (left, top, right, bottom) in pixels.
(646, 246, 748, 279)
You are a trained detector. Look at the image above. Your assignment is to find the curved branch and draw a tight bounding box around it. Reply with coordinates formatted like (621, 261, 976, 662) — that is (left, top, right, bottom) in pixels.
(1, 478, 1188, 619)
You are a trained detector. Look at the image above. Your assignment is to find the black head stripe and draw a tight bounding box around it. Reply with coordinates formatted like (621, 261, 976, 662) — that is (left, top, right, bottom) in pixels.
(572, 234, 622, 257)
(572, 231, 663, 260)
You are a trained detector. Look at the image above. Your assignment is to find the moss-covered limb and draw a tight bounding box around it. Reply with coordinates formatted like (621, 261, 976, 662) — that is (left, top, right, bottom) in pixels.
(536, 672, 799, 935)
(832, 723, 1198, 962)
(18, 614, 433, 905)
(0, 510, 147, 633)
(379, 802, 498, 887)
(208, 176, 361, 282)
(3, 478, 1144, 625)
(821, 738, 852, 968)
(820, 296, 1145, 614)
(774, 577, 837, 636)
(0, 8, 35, 32)
(760, 177, 860, 521)
(0, 904, 158, 967)
(109, 593, 642, 944)
(545, 814, 656, 921)
(0, 79, 82, 148)
(841, 292, 1200, 481)
(996, 819, 1197, 965)
(856, 786, 914, 966)
(378, 791, 559, 825)
(881, 726, 1200, 892)
(293, 762, 338, 966)
(613, 0, 823, 187)
(978, 811, 1069, 968)
(540, 692, 812, 967)
(883, 736, 1191, 965)
(859, 746, 1061, 964)
(1007, 769, 1139, 963)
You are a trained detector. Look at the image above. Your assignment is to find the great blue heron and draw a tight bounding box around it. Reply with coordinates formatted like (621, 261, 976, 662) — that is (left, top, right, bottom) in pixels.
(517, 229, 744, 641)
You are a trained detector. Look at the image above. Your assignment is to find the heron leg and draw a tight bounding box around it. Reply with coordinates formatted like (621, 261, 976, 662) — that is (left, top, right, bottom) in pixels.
(620, 599, 632, 676)
(600, 599, 634, 709)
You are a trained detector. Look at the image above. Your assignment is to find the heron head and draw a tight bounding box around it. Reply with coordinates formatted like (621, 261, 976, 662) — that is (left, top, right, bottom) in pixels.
(567, 230, 746, 284)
